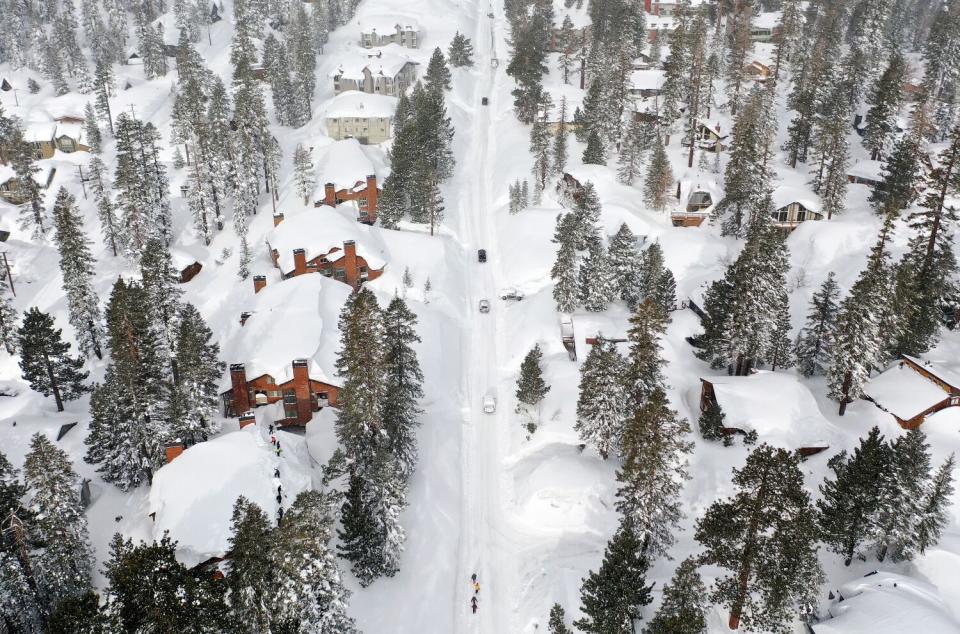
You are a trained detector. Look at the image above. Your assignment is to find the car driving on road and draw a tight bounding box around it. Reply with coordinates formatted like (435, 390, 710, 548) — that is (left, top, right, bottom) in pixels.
(479, 299, 490, 313)
(483, 392, 497, 413)
(478, 248, 487, 262)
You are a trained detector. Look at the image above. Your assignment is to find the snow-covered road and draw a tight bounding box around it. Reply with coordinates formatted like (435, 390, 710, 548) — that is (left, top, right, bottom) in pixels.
(453, 1, 516, 632)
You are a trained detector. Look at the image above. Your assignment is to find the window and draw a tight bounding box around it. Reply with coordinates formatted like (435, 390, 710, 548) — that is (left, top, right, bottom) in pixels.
(796, 211, 806, 222)
(334, 269, 347, 281)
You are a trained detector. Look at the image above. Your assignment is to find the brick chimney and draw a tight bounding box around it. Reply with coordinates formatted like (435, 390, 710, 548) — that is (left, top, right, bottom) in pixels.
(365, 175, 378, 223)
(342, 240, 359, 288)
(253, 275, 267, 294)
(240, 311, 252, 326)
(273, 212, 284, 226)
(165, 442, 184, 463)
(238, 411, 256, 429)
(293, 249, 307, 275)
(291, 359, 313, 424)
(230, 364, 250, 415)
(324, 182, 337, 207)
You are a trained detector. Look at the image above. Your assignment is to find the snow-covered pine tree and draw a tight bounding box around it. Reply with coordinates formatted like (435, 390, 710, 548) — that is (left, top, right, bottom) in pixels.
(226, 497, 273, 633)
(809, 79, 850, 220)
(817, 427, 893, 566)
(582, 129, 606, 165)
(771, 0, 804, 79)
(863, 51, 906, 160)
(682, 8, 709, 168)
(637, 242, 676, 315)
(697, 397, 725, 441)
(170, 303, 224, 445)
(531, 113, 552, 202)
(724, 0, 754, 116)
(376, 174, 405, 229)
(616, 387, 692, 557)
(844, 0, 893, 104)
(713, 84, 776, 236)
(556, 16, 577, 84)
(51, 188, 104, 360)
(551, 213, 580, 313)
(658, 6, 689, 132)
(23, 433, 94, 609)
(767, 302, 794, 371)
(579, 238, 616, 312)
(365, 447, 407, 582)
(911, 453, 956, 558)
(0, 551, 42, 633)
(574, 521, 654, 634)
(287, 1, 316, 119)
(617, 116, 650, 186)
(337, 473, 380, 583)
(795, 272, 840, 377)
(874, 429, 932, 562)
(505, 0, 550, 123)
(17, 308, 89, 412)
(139, 238, 183, 357)
(873, 115, 925, 217)
(448, 31, 474, 67)
(83, 103, 102, 154)
(8, 126, 47, 239)
(520, 179, 530, 207)
(293, 143, 315, 205)
(551, 98, 569, 177)
(642, 557, 707, 634)
(89, 156, 122, 256)
(575, 339, 626, 459)
(425, 47, 452, 93)
(262, 33, 297, 127)
(607, 223, 642, 309)
(696, 444, 823, 631)
(0, 283, 18, 354)
(516, 344, 550, 415)
(643, 134, 673, 212)
(381, 296, 424, 481)
(548, 603, 572, 634)
(623, 298, 667, 407)
(412, 82, 456, 180)
(271, 491, 358, 633)
(93, 57, 115, 134)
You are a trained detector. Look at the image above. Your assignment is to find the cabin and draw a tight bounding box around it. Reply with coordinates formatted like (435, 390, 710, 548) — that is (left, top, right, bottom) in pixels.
(671, 181, 718, 227)
(266, 206, 387, 288)
(219, 274, 351, 425)
(683, 120, 727, 153)
(750, 12, 781, 42)
(0, 78, 12, 91)
(770, 185, 824, 229)
(311, 139, 382, 224)
(323, 92, 397, 144)
(628, 69, 666, 99)
(358, 14, 420, 48)
(170, 247, 204, 283)
(53, 117, 89, 154)
(743, 60, 772, 83)
(699, 372, 839, 456)
(643, 0, 707, 16)
(22, 120, 58, 160)
(863, 356, 960, 429)
(847, 160, 886, 189)
(331, 46, 418, 97)
(0, 164, 55, 204)
(812, 571, 960, 634)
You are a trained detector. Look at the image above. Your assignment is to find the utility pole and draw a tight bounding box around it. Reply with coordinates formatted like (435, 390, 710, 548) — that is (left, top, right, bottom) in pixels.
(76, 165, 87, 199)
(1, 252, 14, 296)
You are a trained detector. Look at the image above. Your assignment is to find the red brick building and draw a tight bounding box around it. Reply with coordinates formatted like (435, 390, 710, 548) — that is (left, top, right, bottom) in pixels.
(223, 359, 339, 425)
(316, 175, 380, 224)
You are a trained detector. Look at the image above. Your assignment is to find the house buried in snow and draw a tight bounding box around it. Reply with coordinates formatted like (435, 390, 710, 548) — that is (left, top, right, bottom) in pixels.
(770, 185, 825, 229)
(312, 139, 382, 224)
(358, 14, 420, 48)
(220, 274, 351, 425)
(699, 372, 840, 456)
(331, 45, 418, 98)
(265, 206, 387, 289)
(323, 92, 398, 145)
(863, 356, 960, 429)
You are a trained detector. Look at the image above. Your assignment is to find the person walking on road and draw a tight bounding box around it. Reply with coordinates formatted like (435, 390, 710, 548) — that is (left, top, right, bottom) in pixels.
(470, 597, 478, 614)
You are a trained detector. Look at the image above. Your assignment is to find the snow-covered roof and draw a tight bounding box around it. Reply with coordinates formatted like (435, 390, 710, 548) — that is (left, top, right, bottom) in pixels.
(903, 355, 960, 389)
(169, 244, 206, 270)
(219, 273, 351, 390)
(314, 138, 377, 193)
(332, 45, 417, 81)
(848, 159, 885, 182)
(813, 571, 960, 634)
(0, 163, 53, 186)
(266, 206, 387, 275)
(629, 69, 666, 91)
(697, 119, 726, 138)
(704, 372, 840, 449)
(322, 91, 398, 119)
(357, 13, 419, 33)
(753, 11, 780, 29)
(771, 185, 822, 214)
(864, 360, 952, 422)
(148, 424, 310, 567)
(22, 120, 56, 142)
(55, 121, 84, 141)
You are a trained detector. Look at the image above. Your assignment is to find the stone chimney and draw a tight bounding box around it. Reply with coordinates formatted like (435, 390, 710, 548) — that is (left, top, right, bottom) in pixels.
(253, 275, 267, 294)
(238, 411, 256, 429)
(291, 359, 313, 424)
(165, 442, 184, 463)
(273, 212, 284, 226)
(230, 364, 250, 415)
(324, 182, 337, 207)
(293, 249, 307, 275)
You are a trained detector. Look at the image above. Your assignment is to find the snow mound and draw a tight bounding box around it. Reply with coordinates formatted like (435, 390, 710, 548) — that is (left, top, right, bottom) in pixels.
(864, 360, 952, 423)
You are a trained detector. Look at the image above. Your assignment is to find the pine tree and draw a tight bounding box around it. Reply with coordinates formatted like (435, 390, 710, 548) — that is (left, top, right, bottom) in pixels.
(556, 15, 577, 84)
(637, 242, 676, 315)
(863, 51, 906, 160)
(551, 214, 580, 313)
(579, 239, 616, 312)
(911, 453, 956, 558)
(623, 298, 668, 407)
(572, 182, 601, 249)
(643, 558, 707, 634)
(874, 429, 932, 562)
(644, 135, 673, 212)
(795, 272, 840, 377)
(574, 522, 654, 634)
(582, 130, 606, 165)
(552, 97, 569, 176)
(93, 58, 115, 134)
(425, 47, 452, 93)
(17, 308, 88, 412)
(696, 445, 823, 631)
(698, 398, 725, 441)
(51, 188, 104, 360)
(376, 175, 406, 229)
(516, 344, 550, 414)
(531, 113, 552, 201)
(337, 474, 380, 584)
(293, 143, 315, 205)
(271, 491, 358, 633)
(607, 223, 642, 309)
(548, 603, 572, 634)
(381, 296, 424, 480)
(575, 339, 626, 459)
(767, 303, 794, 371)
(618, 117, 651, 186)
(0, 551, 43, 633)
(83, 102, 102, 153)
(818, 427, 893, 566)
(0, 283, 17, 355)
(616, 387, 692, 557)
(170, 303, 224, 445)
(8, 127, 47, 238)
(226, 497, 273, 634)
(90, 156, 122, 257)
(23, 433, 94, 609)
(447, 31, 474, 67)
(810, 80, 850, 220)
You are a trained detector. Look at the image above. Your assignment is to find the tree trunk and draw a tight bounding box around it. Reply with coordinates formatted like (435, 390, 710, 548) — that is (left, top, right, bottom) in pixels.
(44, 353, 64, 412)
(729, 462, 771, 629)
(838, 370, 852, 416)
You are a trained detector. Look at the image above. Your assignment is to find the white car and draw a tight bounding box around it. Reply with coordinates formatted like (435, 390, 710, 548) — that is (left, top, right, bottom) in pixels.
(482, 392, 497, 414)
(479, 299, 491, 313)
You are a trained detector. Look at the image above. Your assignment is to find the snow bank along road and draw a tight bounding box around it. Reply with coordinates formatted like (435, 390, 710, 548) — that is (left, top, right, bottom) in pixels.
(453, 1, 516, 632)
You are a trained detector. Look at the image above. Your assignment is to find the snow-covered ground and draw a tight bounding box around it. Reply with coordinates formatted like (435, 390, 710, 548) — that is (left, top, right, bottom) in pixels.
(3, 0, 960, 632)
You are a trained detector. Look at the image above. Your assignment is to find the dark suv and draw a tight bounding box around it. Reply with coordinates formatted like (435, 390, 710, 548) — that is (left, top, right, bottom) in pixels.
(478, 249, 487, 263)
